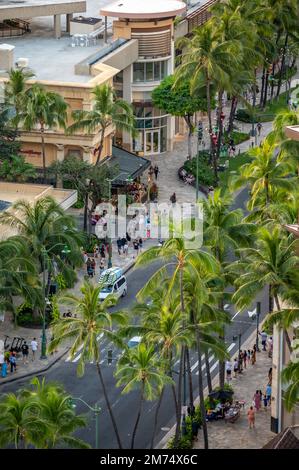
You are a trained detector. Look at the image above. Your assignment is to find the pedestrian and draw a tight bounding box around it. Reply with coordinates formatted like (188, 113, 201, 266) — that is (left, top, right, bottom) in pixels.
(1, 357, 7, 378)
(99, 258, 105, 273)
(263, 394, 268, 411)
(256, 122, 262, 136)
(268, 336, 273, 358)
(0, 351, 4, 372)
(243, 349, 247, 369)
(268, 367, 272, 384)
(247, 349, 251, 362)
(83, 251, 88, 264)
(87, 258, 93, 278)
(123, 241, 129, 256)
(9, 352, 17, 373)
(154, 165, 159, 180)
(247, 406, 255, 429)
(117, 237, 122, 255)
(251, 349, 256, 365)
(121, 235, 127, 252)
(266, 383, 271, 404)
(31, 338, 38, 361)
(93, 244, 99, 259)
(233, 357, 239, 378)
(148, 165, 154, 178)
(253, 390, 261, 411)
(126, 232, 131, 244)
(170, 192, 176, 204)
(91, 258, 96, 277)
(238, 350, 244, 373)
(100, 244, 105, 259)
(260, 330, 267, 351)
(138, 237, 143, 252)
(133, 239, 139, 257)
(21, 341, 29, 364)
(225, 359, 232, 382)
(66, 310, 72, 317)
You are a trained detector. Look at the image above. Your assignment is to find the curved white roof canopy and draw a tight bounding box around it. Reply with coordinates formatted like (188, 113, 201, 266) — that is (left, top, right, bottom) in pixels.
(100, 0, 186, 19)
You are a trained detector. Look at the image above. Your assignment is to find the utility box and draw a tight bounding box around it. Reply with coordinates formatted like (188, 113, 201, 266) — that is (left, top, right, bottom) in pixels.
(0, 43, 15, 71)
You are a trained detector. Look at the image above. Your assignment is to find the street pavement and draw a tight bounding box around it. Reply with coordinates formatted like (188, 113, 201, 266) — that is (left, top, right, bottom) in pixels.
(0, 186, 270, 449)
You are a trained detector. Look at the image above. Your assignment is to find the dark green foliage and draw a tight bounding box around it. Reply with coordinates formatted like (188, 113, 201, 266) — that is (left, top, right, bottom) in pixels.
(184, 152, 215, 187)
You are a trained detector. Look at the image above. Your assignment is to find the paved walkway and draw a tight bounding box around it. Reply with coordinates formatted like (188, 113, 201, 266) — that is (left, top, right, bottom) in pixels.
(193, 337, 275, 449)
(144, 115, 273, 205)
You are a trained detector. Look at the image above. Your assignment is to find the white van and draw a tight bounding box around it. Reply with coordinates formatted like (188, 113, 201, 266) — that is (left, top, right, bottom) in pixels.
(98, 267, 127, 301)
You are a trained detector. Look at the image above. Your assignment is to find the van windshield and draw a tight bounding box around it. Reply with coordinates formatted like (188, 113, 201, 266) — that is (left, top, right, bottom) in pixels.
(101, 285, 113, 293)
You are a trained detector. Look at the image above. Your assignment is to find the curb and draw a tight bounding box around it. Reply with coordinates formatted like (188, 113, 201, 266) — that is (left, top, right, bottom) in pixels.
(0, 260, 137, 386)
(0, 347, 70, 385)
(156, 317, 268, 449)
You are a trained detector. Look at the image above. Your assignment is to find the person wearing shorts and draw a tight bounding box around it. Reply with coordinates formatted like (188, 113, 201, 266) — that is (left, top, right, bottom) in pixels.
(21, 341, 29, 364)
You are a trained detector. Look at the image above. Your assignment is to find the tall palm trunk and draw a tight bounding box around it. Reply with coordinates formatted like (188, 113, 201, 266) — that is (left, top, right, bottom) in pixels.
(270, 63, 276, 99)
(195, 328, 208, 449)
(262, 71, 269, 109)
(205, 350, 212, 394)
(216, 90, 224, 164)
(228, 97, 238, 134)
(40, 123, 46, 183)
(83, 192, 89, 232)
(185, 346, 194, 408)
(276, 33, 289, 98)
(150, 386, 164, 449)
(131, 381, 145, 449)
(260, 68, 266, 106)
(206, 77, 217, 180)
(184, 115, 193, 160)
(95, 128, 106, 165)
(96, 362, 123, 449)
(174, 347, 184, 445)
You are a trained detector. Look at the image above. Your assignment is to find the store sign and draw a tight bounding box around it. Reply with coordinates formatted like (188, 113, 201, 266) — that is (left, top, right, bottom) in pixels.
(20, 149, 41, 156)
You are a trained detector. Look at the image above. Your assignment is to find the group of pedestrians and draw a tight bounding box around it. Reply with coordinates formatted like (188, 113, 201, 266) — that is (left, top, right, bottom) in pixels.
(0, 338, 38, 378)
(225, 346, 257, 382)
(148, 165, 160, 181)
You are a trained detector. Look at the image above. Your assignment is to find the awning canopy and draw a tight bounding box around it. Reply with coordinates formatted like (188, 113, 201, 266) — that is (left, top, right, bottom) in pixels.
(103, 145, 151, 186)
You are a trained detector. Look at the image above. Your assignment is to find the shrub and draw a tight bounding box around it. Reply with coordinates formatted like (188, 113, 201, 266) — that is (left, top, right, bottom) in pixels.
(167, 435, 193, 449)
(54, 273, 67, 291)
(184, 156, 215, 187)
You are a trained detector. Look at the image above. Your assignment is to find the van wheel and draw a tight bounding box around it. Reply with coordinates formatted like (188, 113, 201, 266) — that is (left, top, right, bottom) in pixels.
(122, 289, 127, 297)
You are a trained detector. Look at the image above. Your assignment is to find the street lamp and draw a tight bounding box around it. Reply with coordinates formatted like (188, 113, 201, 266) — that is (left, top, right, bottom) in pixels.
(69, 397, 101, 449)
(106, 173, 132, 269)
(256, 301, 261, 352)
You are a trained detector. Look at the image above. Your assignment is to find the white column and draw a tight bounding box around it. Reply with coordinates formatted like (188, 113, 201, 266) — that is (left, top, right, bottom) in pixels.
(54, 14, 61, 39)
(56, 144, 64, 162)
(83, 146, 93, 164)
(66, 13, 73, 33)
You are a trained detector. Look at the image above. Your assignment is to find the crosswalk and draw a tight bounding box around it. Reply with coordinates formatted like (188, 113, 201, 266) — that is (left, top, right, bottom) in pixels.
(65, 336, 237, 378)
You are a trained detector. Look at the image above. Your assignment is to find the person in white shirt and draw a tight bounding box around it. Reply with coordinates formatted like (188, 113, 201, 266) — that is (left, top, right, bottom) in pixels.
(225, 360, 232, 382)
(31, 338, 38, 361)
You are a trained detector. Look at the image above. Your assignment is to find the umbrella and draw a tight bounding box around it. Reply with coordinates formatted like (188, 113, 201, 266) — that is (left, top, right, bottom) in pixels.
(208, 389, 234, 402)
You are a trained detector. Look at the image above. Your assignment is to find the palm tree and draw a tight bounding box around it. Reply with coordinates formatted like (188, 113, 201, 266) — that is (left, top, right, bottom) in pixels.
(48, 281, 127, 449)
(234, 139, 295, 215)
(0, 238, 40, 326)
(115, 343, 172, 449)
(202, 188, 255, 388)
(129, 291, 191, 448)
(175, 21, 242, 182)
(68, 83, 136, 165)
(21, 84, 68, 181)
(0, 196, 83, 307)
(135, 232, 218, 442)
(183, 266, 230, 449)
(5, 68, 34, 131)
(0, 393, 46, 449)
(281, 361, 299, 412)
(232, 227, 299, 351)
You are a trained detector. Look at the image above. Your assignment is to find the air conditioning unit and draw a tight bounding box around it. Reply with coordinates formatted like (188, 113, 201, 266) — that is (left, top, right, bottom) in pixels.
(15, 57, 29, 68)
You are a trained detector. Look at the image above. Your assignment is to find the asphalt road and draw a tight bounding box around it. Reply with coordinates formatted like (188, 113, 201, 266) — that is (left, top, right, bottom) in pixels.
(1, 187, 267, 450)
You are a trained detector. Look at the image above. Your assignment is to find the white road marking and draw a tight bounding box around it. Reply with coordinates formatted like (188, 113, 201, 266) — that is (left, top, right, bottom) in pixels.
(232, 309, 242, 320)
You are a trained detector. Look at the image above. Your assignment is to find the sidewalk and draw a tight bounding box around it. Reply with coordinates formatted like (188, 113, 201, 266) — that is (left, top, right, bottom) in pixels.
(157, 323, 275, 449)
(144, 111, 273, 205)
(0, 236, 157, 385)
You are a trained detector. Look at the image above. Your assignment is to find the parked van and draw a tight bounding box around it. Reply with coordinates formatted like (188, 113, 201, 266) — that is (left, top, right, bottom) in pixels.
(98, 267, 127, 301)
(127, 336, 142, 348)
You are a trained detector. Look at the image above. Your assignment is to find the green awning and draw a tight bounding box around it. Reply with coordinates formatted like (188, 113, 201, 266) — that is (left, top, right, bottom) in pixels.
(103, 145, 151, 186)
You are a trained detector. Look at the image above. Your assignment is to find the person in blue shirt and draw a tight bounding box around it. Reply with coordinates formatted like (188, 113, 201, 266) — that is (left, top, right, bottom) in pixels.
(266, 384, 271, 404)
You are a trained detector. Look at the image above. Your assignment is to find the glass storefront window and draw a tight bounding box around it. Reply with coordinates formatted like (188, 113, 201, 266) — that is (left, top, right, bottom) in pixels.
(133, 60, 169, 83)
(133, 63, 145, 82)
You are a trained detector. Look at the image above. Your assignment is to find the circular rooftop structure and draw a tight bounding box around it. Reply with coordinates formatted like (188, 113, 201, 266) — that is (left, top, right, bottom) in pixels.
(100, 0, 186, 19)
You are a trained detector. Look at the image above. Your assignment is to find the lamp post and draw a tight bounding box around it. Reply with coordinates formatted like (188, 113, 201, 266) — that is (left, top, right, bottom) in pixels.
(256, 301, 261, 352)
(106, 173, 131, 269)
(69, 397, 101, 449)
(195, 121, 203, 202)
